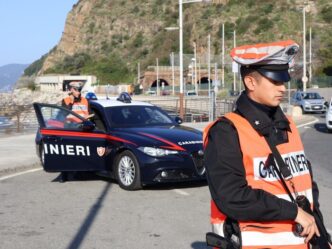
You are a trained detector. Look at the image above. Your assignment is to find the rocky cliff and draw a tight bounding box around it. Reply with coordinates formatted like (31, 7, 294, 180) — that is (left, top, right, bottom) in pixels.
(29, 0, 332, 82)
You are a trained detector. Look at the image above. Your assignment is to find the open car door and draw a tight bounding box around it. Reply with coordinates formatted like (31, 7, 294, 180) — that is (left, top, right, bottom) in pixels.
(33, 103, 108, 172)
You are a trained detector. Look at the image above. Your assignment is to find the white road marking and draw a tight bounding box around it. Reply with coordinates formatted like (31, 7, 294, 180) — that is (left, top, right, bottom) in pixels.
(173, 189, 190, 196)
(0, 168, 42, 181)
(296, 118, 319, 128)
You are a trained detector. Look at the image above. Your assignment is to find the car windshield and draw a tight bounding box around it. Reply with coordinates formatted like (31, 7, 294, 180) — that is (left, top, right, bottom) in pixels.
(105, 105, 175, 127)
(302, 92, 321, 99)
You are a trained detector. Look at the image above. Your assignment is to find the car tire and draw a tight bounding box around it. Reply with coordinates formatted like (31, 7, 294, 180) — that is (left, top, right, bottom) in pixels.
(301, 107, 306, 114)
(39, 144, 45, 167)
(115, 150, 142, 190)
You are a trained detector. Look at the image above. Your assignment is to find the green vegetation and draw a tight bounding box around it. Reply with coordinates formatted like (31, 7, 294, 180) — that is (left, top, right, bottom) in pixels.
(46, 52, 91, 75)
(320, 5, 332, 23)
(24, 54, 47, 76)
(45, 52, 134, 84)
(24, 0, 332, 84)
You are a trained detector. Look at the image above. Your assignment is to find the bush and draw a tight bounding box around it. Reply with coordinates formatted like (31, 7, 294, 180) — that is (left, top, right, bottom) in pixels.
(82, 54, 134, 84)
(254, 18, 273, 34)
(261, 3, 274, 15)
(321, 6, 332, 23)
(236, 17, 251, 34)
(24, 54, 47, 76)
(88, 22, 95, 33)
(133, 32, 144, 48)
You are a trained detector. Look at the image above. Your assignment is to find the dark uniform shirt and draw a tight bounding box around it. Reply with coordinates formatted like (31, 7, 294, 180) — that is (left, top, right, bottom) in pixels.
(205, 92, 321, 222)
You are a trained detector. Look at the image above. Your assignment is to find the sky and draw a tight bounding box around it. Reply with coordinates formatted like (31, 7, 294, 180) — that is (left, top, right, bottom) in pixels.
(0, 0, 78, 67)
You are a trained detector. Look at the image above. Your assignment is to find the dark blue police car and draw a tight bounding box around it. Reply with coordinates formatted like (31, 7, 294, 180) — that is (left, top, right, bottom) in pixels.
(33, 93, 205, 190)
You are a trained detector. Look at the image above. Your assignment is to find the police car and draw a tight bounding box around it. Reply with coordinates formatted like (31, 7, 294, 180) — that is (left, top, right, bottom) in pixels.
(33, 93, 205, 190)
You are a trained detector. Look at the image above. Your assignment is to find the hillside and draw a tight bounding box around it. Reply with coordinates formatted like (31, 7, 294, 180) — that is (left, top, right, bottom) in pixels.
(0, 64, 29, 92)
(24, 0, 332, 85)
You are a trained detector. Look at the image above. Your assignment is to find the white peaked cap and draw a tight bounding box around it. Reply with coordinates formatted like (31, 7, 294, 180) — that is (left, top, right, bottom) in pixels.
(230, 40, 299, 66)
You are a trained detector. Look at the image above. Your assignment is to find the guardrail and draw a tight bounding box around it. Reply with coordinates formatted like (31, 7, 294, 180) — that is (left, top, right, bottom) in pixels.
(0, 104, 38, 135)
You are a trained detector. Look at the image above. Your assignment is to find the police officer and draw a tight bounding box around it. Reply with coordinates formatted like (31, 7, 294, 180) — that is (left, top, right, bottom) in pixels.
(62, 81, 90, 120)
(204, 40, 332, 249)
(60, 81, 91, 182)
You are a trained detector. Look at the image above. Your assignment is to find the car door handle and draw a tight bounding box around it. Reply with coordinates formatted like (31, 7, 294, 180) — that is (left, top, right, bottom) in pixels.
(45, 136, 62, 142)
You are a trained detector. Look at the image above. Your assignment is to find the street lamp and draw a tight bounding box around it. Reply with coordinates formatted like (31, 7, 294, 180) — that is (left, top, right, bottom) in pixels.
(178, 0, 211, 118)
(302, 4, 310, 91)
(229, 30, 238, 94)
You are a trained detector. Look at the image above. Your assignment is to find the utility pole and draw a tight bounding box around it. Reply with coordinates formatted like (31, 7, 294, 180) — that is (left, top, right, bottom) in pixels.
(221, 23, 225, 89)
(193, 42, 198, 95)
(302, 6, 308, 92)
(233, 30, 237, 93)
(214, 63, 218, 93)
(137, 62, 140, 85)
(208, 34, 211, 97)
(156, 58, 159, 96)
(171, 52, 175, 95)
(309, 27, 312, 85)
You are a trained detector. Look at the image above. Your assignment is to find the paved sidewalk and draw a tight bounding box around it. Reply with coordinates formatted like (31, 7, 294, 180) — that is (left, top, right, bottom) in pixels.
(0, 115, 317, 177)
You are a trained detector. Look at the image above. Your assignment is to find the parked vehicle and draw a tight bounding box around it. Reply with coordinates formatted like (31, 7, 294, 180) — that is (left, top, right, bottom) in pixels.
(145, 90, 156, 96)
(33, 92, 205, 190)
(326, 98, 332, 133)
(186, 90, 197, 96)
(291, 91, 326, 114)
(0, 116, 14, 130)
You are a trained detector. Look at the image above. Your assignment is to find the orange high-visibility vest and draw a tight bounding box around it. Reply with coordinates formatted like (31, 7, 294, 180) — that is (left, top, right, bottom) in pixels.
(63, 96, 89, 123)
(204, 112, 312, 249)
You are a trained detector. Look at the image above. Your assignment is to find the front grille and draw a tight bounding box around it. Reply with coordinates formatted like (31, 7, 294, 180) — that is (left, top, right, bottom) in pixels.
(311, 105, 323, 110)
(191, 150, 205, 176)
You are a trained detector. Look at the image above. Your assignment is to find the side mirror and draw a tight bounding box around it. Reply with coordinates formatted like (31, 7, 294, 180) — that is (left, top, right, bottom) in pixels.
(80, 120, 95, 132)
(174, 116, 183, 124)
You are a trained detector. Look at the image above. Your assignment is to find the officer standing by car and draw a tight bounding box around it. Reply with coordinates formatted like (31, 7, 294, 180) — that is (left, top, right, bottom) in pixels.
(62, 81, 91, 121)
(60, 81, 91, 182)
(204, 40, 332, 249)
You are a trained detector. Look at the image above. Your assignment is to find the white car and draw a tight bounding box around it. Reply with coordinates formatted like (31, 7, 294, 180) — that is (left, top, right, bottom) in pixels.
(326, 98, 332, 133)
(291, 91, 326, 114)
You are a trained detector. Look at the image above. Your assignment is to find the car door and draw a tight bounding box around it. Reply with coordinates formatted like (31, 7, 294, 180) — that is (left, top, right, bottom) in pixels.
(33, 103, 108, 172)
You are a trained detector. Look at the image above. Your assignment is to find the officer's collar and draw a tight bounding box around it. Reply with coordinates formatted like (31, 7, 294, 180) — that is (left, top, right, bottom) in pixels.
(235, 92, 290, 136)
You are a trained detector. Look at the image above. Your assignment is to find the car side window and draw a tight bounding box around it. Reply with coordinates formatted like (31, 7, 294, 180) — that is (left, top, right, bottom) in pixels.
(40, 106, 84, 129)
(90, 108, 106, 132)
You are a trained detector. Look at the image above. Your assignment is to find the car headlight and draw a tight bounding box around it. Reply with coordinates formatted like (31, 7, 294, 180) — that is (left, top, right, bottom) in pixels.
(303, 101, 310, 107)
(138, 147, 179, 157)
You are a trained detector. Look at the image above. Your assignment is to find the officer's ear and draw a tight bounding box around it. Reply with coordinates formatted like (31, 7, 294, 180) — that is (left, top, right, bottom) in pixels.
(243, 74, 257, 91)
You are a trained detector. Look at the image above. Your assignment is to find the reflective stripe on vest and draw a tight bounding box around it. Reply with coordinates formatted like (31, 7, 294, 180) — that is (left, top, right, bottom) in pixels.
(208, 112, 312, 249)
(64, 97, 89, 122)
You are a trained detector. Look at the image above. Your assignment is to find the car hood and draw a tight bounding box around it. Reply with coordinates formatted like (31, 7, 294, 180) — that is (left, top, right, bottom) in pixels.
(110, 125, 203, 152)
(303, 99, 325, 105)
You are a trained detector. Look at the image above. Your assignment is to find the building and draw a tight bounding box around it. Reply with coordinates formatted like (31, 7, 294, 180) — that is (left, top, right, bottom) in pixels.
(35, 75, 97, 93)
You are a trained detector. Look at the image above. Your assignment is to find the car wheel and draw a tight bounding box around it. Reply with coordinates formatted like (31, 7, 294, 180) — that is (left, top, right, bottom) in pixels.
(115, 150, 142, 190)
(39, 144, 45, 167)
(301, 107, 306, 114)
